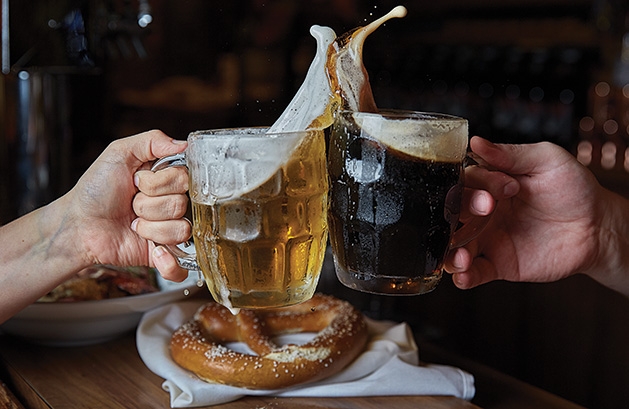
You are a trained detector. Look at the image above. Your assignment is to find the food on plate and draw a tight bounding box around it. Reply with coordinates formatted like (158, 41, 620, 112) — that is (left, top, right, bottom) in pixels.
(38, 265, 159, 302)
(170, 294, 368, 389)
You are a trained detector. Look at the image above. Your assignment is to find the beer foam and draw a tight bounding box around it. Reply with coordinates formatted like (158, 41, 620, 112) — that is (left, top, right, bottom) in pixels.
(227, 26, 336, 201)
(352, 113, 469, 162)
(268, 25, 338, 133)
(189, 129, 301, 203)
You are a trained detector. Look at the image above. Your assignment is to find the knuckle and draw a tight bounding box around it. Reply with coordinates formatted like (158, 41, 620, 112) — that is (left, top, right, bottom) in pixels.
(173, 168, 190, 193)
(179, 219, 192, 241)
(137, 175, 159, 196)
(169, 195, 189, 219)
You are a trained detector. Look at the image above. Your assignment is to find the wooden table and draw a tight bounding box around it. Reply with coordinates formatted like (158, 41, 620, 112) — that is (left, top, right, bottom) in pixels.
(0, 331, 584, 409)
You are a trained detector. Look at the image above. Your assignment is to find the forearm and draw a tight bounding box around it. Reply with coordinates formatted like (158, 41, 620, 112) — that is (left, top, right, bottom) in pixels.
(587, 189, 629, 297)
(0, 194, 88, 323)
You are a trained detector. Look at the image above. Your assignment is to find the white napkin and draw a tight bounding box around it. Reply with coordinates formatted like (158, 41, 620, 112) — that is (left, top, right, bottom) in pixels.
(136, 300, 475, 408)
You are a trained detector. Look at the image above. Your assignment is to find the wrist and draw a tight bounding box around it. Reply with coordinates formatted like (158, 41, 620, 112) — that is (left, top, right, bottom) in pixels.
(587, 190, 629, 296)
(37, 193, 90, 274)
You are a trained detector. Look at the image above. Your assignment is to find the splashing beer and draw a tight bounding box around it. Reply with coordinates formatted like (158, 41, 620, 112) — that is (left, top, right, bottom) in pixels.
(188, 6, 408, 308)
(155, 6, 410, 309)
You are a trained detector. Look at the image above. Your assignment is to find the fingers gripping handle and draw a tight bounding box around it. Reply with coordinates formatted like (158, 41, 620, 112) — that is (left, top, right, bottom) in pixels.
(450, 213, 491, 248)
(449, 154, 494, 249)
(150, 153, 200, 271)
(151, 152, 187, 171)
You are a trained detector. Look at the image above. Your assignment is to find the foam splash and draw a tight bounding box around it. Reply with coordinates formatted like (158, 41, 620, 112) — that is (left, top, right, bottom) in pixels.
(268, 25, 338, 133)
(207, 6, 408, 202)
(331, 5, 407, 113)
(270, 5, 408, 132)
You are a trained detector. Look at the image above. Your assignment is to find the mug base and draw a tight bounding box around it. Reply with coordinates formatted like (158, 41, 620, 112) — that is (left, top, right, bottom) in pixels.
(211, 286, 318, 310)
(334, 265, 442, 296)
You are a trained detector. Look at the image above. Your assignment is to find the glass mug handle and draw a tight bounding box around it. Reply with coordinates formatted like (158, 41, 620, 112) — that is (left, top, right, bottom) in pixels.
(150, 153, 201, 272)
(449, 152, 495, 248)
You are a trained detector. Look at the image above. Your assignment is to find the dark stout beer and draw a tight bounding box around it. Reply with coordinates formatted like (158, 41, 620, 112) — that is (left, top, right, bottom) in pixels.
(327, 110, 467, 295)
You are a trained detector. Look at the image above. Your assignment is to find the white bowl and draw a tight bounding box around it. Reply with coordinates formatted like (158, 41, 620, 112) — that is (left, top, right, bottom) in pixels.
(0, 271, 203, 346)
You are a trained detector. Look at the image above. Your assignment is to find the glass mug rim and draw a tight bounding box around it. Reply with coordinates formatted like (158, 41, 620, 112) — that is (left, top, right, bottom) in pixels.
(188, 127, 318, 140)
(336, 109, 467, 123)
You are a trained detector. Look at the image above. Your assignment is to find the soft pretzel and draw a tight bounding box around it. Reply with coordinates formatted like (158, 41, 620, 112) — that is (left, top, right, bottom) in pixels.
(170, 294, 368, 389)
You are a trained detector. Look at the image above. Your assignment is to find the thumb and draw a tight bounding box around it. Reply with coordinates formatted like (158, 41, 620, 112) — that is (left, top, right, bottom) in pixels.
(115, 130, 188, 165)
(152, 245, 189, 283)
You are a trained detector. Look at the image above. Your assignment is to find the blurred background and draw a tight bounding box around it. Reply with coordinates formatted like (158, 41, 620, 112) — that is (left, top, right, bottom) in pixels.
(2, 0, 629, 408)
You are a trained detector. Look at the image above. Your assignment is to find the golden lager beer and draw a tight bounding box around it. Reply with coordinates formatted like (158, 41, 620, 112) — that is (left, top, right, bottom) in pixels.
(188, 128, 328, 310)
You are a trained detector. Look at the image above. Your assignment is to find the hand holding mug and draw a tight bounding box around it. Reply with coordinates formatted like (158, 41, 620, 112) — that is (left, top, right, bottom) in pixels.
(153, 128, 329, 311)
(327, 110, 487, 295)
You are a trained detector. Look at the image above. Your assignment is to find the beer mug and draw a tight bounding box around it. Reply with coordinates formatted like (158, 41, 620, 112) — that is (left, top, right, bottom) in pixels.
(153, 128, 329, 311)
(327, 110, 484, 295)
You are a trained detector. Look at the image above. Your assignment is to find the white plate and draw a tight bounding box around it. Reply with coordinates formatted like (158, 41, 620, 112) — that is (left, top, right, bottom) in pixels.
(0, 271, 203, 346)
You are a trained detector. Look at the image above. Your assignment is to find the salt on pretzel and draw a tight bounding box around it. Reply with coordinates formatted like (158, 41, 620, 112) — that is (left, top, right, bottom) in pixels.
(170, 294, 368, 389)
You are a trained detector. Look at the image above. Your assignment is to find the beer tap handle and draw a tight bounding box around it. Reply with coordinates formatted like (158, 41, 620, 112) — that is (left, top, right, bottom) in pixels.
(1, 0, 9, 73)
(131, 35, 147, 59)
(137, 0, 152, 28)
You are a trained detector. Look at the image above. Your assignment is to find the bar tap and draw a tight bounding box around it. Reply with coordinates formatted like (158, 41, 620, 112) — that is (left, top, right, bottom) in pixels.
(1, 0, 9, 74)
